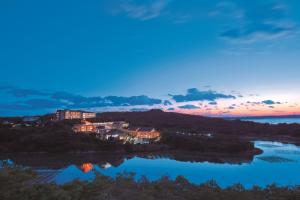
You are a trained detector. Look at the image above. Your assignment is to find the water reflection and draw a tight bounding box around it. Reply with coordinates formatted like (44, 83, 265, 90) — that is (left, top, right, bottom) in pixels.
(0, 150, 255, 170)
(257, 156, 295, 163)
(79, 163, 94, 173)
(241, 117, 300, 124)
(1, 141, 300, 188)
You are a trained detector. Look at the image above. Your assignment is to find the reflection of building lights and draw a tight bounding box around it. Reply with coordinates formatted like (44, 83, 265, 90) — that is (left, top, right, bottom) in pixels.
(101, 162, 112, 169)
(80, 163, 94, 173)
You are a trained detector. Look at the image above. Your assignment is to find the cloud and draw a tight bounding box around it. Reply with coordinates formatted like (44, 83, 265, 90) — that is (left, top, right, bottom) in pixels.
(221, 22, 297, 43)
(262, 100, 281, 105)
(0, 103, 33, 111)
(5, 86, 240, 113)
(0, 86, 49, 98)
(51, 92, 91, 104)
(0, 86, 163, 110)
(53, 94, 162, 108)
(217, 2, 298, 43)
(23, 99, 67, 109)
(0, 99, 66, 111)
(0, 86, 292, 116)
(130, 108, 150, 112)
(115, 0, 171, 21)
(105, 95, 162, 106)
(244, 100, 283, 108)
(163, 100, 172, 106)
(246, 101, 261, 106)
(208, 101, 218, 105)
(227, 106, 235, 110)
(178, 104, 200, 110)
(170, 88, 236, 102)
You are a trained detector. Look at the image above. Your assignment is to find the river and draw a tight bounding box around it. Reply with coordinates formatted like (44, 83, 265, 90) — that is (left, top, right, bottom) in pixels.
(2, 141, 300, 188)
(241, 117, 300, 124)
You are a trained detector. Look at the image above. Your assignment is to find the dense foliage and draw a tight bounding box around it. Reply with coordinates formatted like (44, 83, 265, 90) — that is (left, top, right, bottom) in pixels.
(0, 119, 256, 155)
(1, 165, 299, 200)
(161, 133, 255, 153)
(0, 121, 122, 153)
(98, 110, 300, 138)
(1, 110, 299, 154)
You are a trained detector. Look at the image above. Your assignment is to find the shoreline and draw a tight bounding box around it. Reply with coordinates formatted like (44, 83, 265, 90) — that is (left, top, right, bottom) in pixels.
(0, 146, 263, 168)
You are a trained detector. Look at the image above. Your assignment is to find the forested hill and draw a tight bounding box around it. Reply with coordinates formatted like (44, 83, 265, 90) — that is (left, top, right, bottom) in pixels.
(97, 110, 300, 138)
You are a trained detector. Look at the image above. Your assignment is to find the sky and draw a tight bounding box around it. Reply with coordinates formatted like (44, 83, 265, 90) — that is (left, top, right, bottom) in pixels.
(0, 0, 300, 117)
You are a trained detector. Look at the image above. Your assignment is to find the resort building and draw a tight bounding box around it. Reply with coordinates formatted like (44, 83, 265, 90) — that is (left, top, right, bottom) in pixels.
(82, 112, 97, 119)
(73, 121, 97, 133)
(97, 129, 127, 141)
(90, 121, 129, 130)
(56, 110, 96, 120)
(72, 120, 160, 144)
(126, 127, 161, 140)
(72, 120, 123, 133)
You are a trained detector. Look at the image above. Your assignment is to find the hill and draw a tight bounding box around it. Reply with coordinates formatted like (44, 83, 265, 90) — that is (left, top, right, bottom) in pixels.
(97, 109, 300, 140)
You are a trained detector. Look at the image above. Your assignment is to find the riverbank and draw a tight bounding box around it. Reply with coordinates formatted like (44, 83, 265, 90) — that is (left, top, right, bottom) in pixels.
(0, 145, 262, 170)
(1, 141, 300, 188)
(1, 109, 299, 167)
(242, 135, 300, 146)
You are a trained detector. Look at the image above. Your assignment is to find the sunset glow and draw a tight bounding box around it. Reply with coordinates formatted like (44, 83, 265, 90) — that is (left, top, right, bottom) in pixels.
(0, 0, 300, 117)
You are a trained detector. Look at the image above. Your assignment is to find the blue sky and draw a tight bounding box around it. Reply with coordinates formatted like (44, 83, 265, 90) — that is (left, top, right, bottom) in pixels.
(0, 0, 300, 116)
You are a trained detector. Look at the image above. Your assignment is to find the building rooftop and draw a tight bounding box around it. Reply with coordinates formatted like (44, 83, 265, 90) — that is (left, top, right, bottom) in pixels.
(57, 109, 96, 113)
(128, 127, 155, 132)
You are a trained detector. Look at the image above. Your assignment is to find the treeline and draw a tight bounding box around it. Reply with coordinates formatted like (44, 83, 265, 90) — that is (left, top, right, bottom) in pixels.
(1, 109, 299, 154)
(98, 110, 300, 138)
(0, 121, 122, 153)
(161, 133, 256, 154)
(0, 121, 257, 155)
(0, 120, 167, 154)
(1, 165, 299, 200)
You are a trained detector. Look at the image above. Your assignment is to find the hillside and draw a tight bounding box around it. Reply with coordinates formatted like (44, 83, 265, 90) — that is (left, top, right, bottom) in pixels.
(1, 110, 299, 155)
(97, 109, 300, 139)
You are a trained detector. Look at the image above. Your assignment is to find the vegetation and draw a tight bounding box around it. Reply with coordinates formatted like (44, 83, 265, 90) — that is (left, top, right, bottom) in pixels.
(0, 120, 123, 153)
(0, 117, 257, 155)
(0, 110, 299, 155)
(98, 110, 300, 139)
(0, 165, 300, 200)
(161, 133, 256, 153)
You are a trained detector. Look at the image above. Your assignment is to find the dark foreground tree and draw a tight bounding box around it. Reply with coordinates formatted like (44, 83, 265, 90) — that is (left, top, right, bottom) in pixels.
(0, 165, 299, 200)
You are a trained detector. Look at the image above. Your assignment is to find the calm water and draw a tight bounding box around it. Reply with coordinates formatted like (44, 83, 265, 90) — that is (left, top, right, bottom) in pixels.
(5, 141, 299, 188)
(241, 117, 300, 124)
